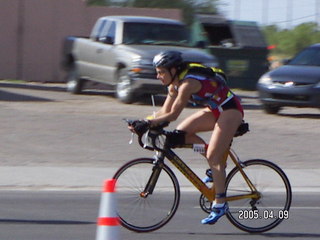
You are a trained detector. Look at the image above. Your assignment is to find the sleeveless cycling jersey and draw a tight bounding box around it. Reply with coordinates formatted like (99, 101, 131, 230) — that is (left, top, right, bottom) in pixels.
(178, 63, 243, 118)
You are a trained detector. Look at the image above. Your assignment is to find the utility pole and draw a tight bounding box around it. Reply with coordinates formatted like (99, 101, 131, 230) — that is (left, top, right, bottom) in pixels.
(316, 0, 320, 30)
(262, 0, 269, 26)
(234, 0, 241, 20)
(286, 0, 293, 29)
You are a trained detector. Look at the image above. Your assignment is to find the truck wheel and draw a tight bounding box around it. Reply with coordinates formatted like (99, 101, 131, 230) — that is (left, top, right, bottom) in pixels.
(116, 68, 136, 104)
(263, 104, 281, 114)
(66, 68, 84, 94)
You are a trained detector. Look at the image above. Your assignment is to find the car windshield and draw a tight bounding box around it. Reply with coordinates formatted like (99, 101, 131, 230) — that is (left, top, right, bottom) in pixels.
(123, 22, 191, 46)
(289, 47, 320, 66)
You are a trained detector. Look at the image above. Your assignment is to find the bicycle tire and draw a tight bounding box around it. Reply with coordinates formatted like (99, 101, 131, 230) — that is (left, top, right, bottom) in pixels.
(225, 159, 292, 233)
(113, 158, 180, 232)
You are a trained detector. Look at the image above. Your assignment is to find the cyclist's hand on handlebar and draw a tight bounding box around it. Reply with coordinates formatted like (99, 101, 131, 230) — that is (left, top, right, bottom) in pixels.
(127, 119, 150, 136)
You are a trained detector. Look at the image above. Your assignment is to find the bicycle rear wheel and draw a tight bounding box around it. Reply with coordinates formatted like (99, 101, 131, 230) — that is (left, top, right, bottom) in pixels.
(113, 158, 180, 232)
(225, 159, 292, 233)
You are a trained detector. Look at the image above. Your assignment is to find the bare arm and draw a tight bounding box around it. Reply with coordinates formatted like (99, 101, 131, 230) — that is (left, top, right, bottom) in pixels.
(153, 85, 178, 117)
(149, 79, 201, 126)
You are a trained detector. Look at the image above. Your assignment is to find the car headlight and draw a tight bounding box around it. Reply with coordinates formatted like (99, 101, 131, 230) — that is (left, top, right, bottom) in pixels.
(132, 57, 153, 66)
(131, 57, 154, 74)
(315, 81, 320, 88)
(258, 75, 273, 85)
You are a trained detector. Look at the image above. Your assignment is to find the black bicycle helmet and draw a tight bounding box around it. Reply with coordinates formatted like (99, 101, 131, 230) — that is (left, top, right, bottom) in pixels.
(153, 51, 184, 69)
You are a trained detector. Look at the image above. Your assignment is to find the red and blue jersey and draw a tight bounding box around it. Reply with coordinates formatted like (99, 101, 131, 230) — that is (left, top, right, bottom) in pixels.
(178, 63, 234, 110)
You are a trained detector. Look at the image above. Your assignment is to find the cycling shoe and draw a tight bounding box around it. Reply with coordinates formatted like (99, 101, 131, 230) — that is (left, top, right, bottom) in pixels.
(202, 169, 213, 183)
(201, 203, 228, 225)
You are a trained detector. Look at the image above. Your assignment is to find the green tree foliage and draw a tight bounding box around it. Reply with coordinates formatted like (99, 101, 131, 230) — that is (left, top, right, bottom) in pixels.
(263, 22, 320, 57)
(131, 0, 196, 25)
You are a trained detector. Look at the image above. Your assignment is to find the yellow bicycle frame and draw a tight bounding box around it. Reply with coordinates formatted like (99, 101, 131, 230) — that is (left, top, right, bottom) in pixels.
(164, 146, 260, 203)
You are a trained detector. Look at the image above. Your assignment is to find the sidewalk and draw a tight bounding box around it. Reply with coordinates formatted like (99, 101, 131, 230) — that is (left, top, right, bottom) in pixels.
(0, 166, 318, 192)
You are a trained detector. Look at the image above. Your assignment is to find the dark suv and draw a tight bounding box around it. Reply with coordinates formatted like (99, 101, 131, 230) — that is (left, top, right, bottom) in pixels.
(257, 44, 320, 114)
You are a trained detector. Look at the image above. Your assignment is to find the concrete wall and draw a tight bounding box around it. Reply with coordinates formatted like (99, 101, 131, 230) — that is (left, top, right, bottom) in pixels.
(0, 0, 181, 82)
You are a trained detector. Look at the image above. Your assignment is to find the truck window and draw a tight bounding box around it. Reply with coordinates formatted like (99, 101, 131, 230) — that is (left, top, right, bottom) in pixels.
(105, 21, 116, 44)
(202, 24, 234, 46)
(289, 47, 320, 66)
(231, 23, 267, 48)
(91, 19, 108, 41)
(123, 22, 190, 46)
(97, 20, 115, 44)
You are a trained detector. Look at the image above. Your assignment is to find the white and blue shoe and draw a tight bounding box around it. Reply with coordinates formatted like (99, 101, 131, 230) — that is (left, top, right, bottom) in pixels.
(202, 169, 213, 183)
(201, 203, 229, 225)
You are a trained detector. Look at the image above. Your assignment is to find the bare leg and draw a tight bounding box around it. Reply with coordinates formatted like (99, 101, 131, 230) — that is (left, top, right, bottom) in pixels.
(206, 109, 243, 204)
(177, 108, 242, 203)
(176, 108, 216, 145)
(178, 108, 243, 225)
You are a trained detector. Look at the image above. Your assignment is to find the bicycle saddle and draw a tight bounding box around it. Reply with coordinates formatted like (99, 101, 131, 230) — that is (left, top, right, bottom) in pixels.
(234, 121, 249, 137)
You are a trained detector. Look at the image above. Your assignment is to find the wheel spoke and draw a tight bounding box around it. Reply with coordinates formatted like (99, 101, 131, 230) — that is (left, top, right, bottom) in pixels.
(225, 159, 292, 233)
(113, 158, 180, 232)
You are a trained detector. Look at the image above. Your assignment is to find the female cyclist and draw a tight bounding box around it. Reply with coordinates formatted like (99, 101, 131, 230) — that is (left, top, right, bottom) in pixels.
(130, 50, 244, 225)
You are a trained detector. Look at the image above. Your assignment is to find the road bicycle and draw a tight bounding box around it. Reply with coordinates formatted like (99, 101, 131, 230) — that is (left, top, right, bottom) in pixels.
(113, 120, 292, 233)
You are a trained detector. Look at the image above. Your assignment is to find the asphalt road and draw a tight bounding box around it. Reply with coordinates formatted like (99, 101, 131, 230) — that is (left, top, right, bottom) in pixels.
(0, 191, 320, 240)
(0, 81, 320, 239)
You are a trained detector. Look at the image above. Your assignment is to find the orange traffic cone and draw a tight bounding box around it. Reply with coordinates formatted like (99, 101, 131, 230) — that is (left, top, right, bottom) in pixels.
(95, 179, 120, 240)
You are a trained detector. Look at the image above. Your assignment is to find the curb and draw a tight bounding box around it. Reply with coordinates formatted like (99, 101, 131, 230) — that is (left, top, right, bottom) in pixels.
(0, 166, 319, 192)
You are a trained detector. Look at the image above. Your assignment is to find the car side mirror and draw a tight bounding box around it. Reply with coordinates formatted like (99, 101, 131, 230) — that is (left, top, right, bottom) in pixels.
(282, 58, 291, 65)
(105, 36, 114, 44)
(99, 36, 114, 44)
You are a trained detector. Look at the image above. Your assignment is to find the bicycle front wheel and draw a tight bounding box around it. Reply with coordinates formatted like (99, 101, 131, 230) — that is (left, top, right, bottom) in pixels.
(113, 158, 180, 232)
(225, 159, 292, 233)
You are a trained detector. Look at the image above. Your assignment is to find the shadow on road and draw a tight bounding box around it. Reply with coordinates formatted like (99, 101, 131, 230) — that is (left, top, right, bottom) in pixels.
(155, 231, 320, 238)
(261, 232, 320, 238)
(0, 81, 60, 102)
(0, 89, 53, 102)
(279, 113, 320, 119)
(0, 218, 94, 225)
(0, 81, 65, 92)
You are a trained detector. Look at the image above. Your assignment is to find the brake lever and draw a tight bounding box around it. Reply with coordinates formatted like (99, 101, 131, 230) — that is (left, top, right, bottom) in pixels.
(129, 132, 134, 144)
(143, 129, 151, 148)
(123, 118, 134, 125)
(123, 119, 135, 144)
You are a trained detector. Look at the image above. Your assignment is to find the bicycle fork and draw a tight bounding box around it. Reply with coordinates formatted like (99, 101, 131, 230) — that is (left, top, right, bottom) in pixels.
(140, 153, 164, 198)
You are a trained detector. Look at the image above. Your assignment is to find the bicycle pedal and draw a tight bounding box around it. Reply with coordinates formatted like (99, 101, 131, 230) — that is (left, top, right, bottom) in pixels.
(203, 169, 213, 183)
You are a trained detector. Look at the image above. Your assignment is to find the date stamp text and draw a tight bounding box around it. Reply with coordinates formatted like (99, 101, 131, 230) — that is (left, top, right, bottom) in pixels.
(238, 210, 289, 220)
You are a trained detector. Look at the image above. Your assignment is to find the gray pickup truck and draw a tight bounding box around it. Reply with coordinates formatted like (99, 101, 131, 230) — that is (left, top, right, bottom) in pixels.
(62, 16, 218, 103)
